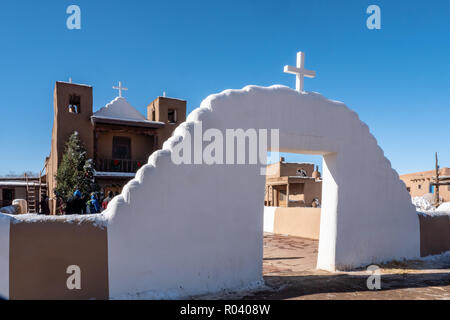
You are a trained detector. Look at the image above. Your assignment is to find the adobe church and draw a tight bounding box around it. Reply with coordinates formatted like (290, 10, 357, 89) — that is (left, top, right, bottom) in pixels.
(45, 81, 186, 214)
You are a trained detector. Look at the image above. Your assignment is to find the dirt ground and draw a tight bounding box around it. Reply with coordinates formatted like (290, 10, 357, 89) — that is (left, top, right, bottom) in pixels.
(207, 233, 450, 300)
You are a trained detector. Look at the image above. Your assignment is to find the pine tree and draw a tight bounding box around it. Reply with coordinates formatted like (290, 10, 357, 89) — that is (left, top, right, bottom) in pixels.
(55, 132, 98, 202)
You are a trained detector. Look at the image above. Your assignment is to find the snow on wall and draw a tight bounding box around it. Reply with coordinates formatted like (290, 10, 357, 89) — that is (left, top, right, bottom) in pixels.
(104, 85, 420, 298)
(0, 214, 10, 299)
(437, 202, 450, 213)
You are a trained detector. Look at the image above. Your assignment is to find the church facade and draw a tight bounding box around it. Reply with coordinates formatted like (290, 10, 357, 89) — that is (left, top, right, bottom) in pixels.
(45, 81, 186, 214)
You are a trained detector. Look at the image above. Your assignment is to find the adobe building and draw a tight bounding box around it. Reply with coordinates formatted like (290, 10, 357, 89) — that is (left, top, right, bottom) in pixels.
(264, 158, 322, 207)
(400, 167, 450, 202)
(0, 176, 46, 213)
(45, 81, 186, 214)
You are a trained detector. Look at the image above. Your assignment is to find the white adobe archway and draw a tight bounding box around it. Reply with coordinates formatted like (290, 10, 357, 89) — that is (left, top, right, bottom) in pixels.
(104, 85, 420, 299)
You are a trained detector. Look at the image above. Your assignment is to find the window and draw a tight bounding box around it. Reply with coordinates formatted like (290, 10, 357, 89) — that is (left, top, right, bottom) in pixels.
(112, 136, 131, 160)
(418, 184, 422, 190)
(168, 109, 177, 123)
(406, 187, 411, 193)
(2, 189, 15, 207)
(68, 95, 81, 114)
(152, 107, 156, 121)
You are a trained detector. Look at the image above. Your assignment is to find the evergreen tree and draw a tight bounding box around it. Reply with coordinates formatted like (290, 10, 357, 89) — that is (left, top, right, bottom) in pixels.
(55, 132, 98, 202)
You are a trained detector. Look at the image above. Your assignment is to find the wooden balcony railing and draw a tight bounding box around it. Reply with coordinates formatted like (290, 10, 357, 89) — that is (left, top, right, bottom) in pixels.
(96, 158, 145, 173)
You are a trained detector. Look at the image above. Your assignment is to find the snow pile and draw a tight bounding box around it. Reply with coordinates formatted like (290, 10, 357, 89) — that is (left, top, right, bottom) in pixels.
(436, 202, 450, 213)
(412, 196, 435, 212)
(412, 196, 450, 216)
(0, 205, 18, 215)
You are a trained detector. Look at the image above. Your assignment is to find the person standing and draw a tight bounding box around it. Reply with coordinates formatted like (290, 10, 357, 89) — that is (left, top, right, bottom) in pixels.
(102, 191, 114, 211)
(39, 195, 50, 215)
(66, 190, 85, 215)
(54, 191, 65, 215)
(87, 193, 101, 214)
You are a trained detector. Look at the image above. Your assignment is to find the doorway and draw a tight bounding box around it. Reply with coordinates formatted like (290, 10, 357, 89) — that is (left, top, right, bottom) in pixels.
(2, 188, 15, 207)
(263, 152, 324, 273)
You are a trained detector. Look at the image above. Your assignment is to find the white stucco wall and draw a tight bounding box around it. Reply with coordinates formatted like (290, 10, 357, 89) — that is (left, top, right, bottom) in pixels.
(263, 206, 276, 233)
(0, 214, 10, 299)
(105, 85, 420, 298)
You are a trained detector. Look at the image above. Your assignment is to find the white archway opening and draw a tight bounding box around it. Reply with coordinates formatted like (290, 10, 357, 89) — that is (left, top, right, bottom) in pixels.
(263, 150, 338, 271)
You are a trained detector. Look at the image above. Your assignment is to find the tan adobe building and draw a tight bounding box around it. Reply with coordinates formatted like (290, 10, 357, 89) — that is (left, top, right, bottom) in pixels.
(0, 176, 46, 213)
(400, 167, 450, 202)
(265, 158, 322, 207)
(45, 81, 186, 214)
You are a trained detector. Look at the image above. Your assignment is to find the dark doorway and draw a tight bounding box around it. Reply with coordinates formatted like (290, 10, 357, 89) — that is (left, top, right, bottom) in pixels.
(2, 188, 15, 207)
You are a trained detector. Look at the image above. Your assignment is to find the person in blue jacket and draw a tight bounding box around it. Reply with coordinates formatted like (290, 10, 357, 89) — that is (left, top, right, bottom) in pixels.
(87, 193, 101, 214)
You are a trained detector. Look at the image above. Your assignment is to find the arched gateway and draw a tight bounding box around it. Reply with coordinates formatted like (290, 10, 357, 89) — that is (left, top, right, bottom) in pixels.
(0, 85, 420, 300)
(105, 85, 419, 298)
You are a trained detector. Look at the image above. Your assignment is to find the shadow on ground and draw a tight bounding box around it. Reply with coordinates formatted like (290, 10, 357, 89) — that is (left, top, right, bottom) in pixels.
(240, 272, 450, 300)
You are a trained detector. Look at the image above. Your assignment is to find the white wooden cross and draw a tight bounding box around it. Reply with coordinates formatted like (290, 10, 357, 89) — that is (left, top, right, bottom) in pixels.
(113, 81, 128, 97)
(284, 52, 316, 93)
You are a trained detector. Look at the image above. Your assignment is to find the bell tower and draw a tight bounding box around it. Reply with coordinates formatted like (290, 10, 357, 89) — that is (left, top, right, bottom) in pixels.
(46, 81, 94, 212)
(53, 81, 94, 164)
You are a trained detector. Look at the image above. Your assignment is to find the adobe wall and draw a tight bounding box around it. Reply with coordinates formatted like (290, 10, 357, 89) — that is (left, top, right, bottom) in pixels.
(96, 131, 156, 162)
(287, 183, 305, 203)
(147, 97, 186, 149)
(1, 214, 108, 300)
(400, 168, 450, 202)
(304, 180, 322, 205)
(263, 206, 321, 240)
(280, 163, 315, 177)
(418, 214, 450, 257)
(265, 162, 281, 178)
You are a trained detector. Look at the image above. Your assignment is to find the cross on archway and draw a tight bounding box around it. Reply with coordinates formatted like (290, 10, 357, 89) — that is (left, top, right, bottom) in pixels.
(113, 81, 128, 97)
(284, 52, 316, 93)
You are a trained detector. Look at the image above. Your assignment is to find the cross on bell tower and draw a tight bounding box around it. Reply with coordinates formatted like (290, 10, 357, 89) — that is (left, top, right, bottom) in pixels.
(284, 52, 316, 93)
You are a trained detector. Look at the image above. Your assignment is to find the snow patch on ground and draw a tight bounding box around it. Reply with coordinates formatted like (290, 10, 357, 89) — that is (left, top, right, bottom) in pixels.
(113, 280, 265, 300)
(420, 250, 450, 262)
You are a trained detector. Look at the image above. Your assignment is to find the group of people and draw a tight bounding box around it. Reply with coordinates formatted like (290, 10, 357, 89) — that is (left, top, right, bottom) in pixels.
(46, 190, 118, 215)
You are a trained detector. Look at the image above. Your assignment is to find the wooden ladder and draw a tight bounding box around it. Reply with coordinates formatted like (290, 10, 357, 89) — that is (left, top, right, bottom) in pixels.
(25, 174, 37, 213)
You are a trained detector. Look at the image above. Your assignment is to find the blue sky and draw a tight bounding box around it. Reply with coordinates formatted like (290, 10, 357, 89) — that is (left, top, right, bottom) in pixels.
(0, 0, 449, 176)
